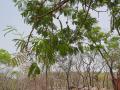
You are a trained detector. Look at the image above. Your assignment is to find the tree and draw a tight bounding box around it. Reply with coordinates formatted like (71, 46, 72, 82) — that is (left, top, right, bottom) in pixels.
(102, 36, 120, 90)
(57, 55, 74, 90)
(12, 0, 120, 90)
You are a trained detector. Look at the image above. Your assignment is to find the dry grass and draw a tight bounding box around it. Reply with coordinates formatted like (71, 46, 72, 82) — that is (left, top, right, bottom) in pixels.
(0, 72, 114, 90)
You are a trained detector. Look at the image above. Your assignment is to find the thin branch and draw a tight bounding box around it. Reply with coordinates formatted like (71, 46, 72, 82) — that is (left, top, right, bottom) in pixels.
(116, 28, 120, 36)
(84, 1, 108, 13)
(34, 0, 69, 20)
(26, 27, 34, 51)
(90, 7, 108, 12)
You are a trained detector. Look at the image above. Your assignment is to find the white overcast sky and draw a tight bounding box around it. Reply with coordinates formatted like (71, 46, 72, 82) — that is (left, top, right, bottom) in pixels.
(0, 0, 110, 53)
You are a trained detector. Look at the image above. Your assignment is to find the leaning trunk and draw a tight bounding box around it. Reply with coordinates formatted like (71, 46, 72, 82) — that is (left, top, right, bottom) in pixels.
(109, 67, 117, 90)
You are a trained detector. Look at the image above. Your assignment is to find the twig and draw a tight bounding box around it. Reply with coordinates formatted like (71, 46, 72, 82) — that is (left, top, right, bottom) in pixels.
(26, 27, 34, 50)
(33, 0, 69, 20)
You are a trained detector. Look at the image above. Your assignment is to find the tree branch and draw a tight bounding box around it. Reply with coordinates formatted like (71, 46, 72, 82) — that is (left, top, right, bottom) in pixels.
(26, 27, 34, 51)
(34, 0, 69, 20)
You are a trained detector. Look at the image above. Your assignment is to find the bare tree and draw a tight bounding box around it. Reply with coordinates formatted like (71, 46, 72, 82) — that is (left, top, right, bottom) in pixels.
(57, 55, 74, 90)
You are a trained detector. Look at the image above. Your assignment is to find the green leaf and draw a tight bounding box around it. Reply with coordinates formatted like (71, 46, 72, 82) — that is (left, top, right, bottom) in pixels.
(0, 49, 11, 64)
(3, 26, 17, 37)
(28, 62, 40, 77)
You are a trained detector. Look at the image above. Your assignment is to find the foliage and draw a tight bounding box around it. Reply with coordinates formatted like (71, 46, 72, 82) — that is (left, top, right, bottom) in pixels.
(0, 49, 11, 64)
(11, 0, 120, 82)
(28, 62, 40, 77)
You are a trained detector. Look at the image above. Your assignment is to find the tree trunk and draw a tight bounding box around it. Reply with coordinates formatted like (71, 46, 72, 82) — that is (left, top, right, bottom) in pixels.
(66, 73, 70, 90)
(109, 68, 117, 90)
(46, 67, 48, 90)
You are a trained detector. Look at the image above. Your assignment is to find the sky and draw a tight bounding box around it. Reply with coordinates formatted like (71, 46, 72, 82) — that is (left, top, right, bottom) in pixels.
(0, 0, 110, 53)
(0, 0, 31, 53)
